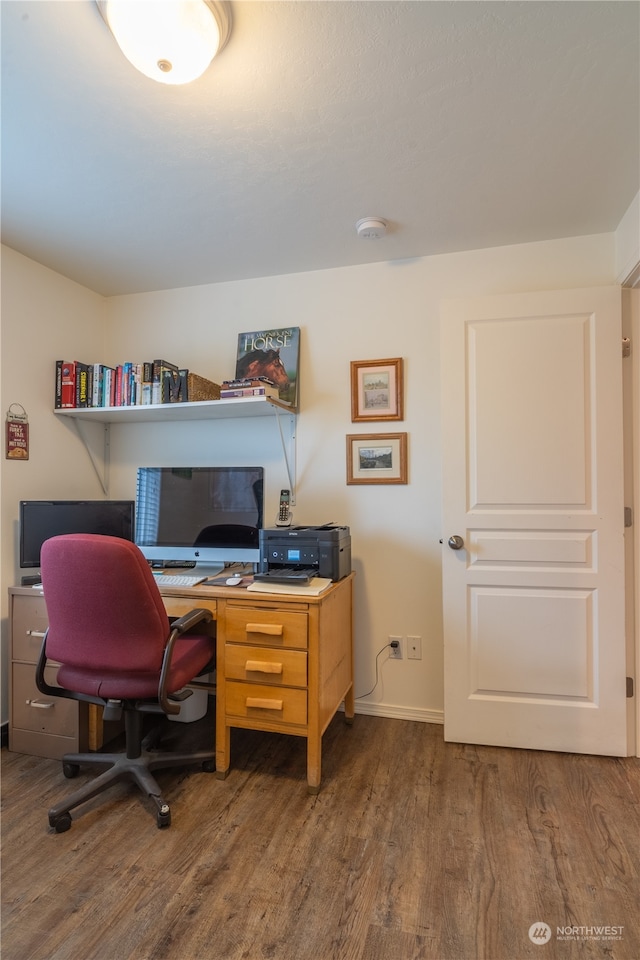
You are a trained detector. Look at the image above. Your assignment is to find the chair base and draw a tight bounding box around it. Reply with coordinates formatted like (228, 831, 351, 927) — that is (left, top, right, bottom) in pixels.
(48, 726, 215, 832)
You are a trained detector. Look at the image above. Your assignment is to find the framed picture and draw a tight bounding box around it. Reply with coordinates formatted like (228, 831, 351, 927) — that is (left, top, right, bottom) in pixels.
(350, 357, 403, 422)
(346, 433, 408, 485)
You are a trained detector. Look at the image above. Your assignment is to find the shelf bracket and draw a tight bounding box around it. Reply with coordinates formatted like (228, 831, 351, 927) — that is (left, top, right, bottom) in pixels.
(272, 406, 297, 502)
(71, 419, 110, 496)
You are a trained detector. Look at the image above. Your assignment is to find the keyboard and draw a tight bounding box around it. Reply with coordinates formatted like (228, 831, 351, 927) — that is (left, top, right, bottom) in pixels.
(152, 574, 207, 587)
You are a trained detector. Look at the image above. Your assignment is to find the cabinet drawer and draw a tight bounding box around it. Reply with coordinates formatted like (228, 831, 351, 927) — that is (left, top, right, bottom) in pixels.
(9, 728, 81, 762)
(225, 681, 307, 725)
(12, 662, 78, 738)
(11, 594, 48, 662)
(225, 607, 308, 649)
(225, 644, 307, 687)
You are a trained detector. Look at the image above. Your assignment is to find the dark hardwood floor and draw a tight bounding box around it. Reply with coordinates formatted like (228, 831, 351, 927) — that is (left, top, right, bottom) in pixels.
(2, 710, 639, 960)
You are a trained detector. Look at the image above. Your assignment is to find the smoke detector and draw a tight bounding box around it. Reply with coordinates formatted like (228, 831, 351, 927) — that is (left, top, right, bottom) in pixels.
(356, 217, 387, 239)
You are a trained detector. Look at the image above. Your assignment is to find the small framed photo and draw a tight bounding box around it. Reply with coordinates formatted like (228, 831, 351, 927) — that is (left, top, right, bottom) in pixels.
(346, 433, 408, 485)
(350, 358, 403, 422)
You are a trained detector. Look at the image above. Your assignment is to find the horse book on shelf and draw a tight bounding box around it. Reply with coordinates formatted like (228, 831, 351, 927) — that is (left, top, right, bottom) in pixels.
(235, 327, 300, 408)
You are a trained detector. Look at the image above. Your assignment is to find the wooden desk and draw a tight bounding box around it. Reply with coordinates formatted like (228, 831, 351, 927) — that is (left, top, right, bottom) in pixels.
(9, 576, 354, 793)
(159, 575, 355, 793)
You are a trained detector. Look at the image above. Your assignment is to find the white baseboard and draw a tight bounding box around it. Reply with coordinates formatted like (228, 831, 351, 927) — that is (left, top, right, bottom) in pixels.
(347, 702, 444, 725)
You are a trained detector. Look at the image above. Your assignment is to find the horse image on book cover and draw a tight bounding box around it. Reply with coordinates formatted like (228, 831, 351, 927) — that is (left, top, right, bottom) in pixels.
(235, 327, 300, 407)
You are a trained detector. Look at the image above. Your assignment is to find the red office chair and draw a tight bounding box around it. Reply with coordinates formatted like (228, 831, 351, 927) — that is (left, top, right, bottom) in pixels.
(35, 533, 216, 833)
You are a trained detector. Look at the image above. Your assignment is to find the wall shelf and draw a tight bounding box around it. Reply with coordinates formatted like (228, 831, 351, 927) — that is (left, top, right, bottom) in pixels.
(53, 395, 295, 424)
(54, 396, 297, 498)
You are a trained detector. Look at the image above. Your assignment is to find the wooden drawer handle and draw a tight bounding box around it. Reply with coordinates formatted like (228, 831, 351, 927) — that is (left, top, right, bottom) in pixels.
(26, 699, 54, 709)
(245, 660, 283, 675)
(246, 697, 283, 711)
(26, 630, 46, 638)
(245, 623, 283, 636)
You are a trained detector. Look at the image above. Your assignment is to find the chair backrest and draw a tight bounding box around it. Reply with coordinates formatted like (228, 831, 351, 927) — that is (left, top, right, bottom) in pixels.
(41, 534, 170, 673)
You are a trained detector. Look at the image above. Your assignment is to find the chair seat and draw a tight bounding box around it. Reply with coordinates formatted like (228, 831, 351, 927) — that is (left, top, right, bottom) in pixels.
(57, 632, 214, 700)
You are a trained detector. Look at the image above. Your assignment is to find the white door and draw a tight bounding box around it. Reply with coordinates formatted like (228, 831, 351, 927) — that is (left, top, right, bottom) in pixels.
(441, 286, 628, 755)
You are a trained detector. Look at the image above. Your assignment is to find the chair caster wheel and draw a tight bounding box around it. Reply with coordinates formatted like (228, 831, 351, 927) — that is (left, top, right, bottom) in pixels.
(50, 813, 72, 833)
(62, 762, 80, 779)
(202, 759, 216, 773)
(153, 797, 171, 828)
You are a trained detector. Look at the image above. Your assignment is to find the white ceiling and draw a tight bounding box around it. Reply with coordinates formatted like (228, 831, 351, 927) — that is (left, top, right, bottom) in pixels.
(2, 1, 638, 297)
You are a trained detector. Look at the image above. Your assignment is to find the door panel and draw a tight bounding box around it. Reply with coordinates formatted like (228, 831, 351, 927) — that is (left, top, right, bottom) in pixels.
(469, 314, 591, 507)
(469, 586, 593, 698)
(441, 286, 627, 755)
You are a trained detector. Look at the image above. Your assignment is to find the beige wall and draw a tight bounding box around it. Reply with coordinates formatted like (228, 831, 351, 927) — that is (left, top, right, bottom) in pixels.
(1, 246, 108, 717)
(0, 232, 619, 726)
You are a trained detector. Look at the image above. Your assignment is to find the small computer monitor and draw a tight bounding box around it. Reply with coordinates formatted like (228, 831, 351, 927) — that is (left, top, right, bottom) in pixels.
(20, 500, 135, 569)
(135, 466, 264, 574)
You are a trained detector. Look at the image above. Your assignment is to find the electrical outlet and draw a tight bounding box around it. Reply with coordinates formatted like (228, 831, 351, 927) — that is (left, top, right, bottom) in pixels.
(407, 635, 422, 659)
(389, 635, 403, 660)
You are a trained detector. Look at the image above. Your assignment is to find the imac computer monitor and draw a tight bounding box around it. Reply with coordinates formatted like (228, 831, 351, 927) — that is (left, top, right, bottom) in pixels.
(135, 466, 264, 574)
(20, 500, 135, 569)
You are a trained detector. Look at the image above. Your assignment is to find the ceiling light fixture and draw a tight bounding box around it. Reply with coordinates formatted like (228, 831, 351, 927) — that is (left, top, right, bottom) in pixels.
(96, 1, 232, 85)
(356, 217, 387, 239)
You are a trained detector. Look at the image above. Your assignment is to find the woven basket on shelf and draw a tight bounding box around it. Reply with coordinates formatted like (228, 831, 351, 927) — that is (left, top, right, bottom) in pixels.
(186, 373, 221, 402)
(164, 371, 221, 403)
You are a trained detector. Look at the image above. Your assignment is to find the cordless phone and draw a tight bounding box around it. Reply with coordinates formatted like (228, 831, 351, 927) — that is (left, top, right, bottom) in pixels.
(276, 489, 293, 526)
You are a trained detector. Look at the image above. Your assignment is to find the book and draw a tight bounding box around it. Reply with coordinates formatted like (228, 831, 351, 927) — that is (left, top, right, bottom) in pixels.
(102, 366, 116, 407)
(91, 363, 103, 407)
(74, 362, 90, 408)
(222, 377, 276, 388)
(114, 364, 123, 405)
(132, 363, 143, 405)
(122, 362, 133, 405)
(141, 362, 153, 405)
(235, 327, 300, 407)
(54, 360, 63, 408)
(220, 385, 280, 399)
(86, 365, 92, 406)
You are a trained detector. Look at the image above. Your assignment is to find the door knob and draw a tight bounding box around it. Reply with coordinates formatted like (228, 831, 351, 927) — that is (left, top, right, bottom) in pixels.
(447, 535, 464, 550)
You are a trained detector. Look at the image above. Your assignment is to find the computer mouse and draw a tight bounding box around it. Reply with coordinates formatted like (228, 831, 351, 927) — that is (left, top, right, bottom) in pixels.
(226, 576, 243, 586)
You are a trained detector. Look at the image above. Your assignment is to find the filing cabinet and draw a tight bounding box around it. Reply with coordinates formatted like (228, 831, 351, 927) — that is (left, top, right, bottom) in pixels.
(8, 590, 89, 760)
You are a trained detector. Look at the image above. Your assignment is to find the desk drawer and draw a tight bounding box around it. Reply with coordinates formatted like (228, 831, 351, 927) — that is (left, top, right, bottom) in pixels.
(225, 607, 308, 649)
(163, 597, 217, 620)
(225, 644, 307, 687)
(225, 680, 307, 725)
(12, 662, 78, 738)
(11, 595, 48, 662)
